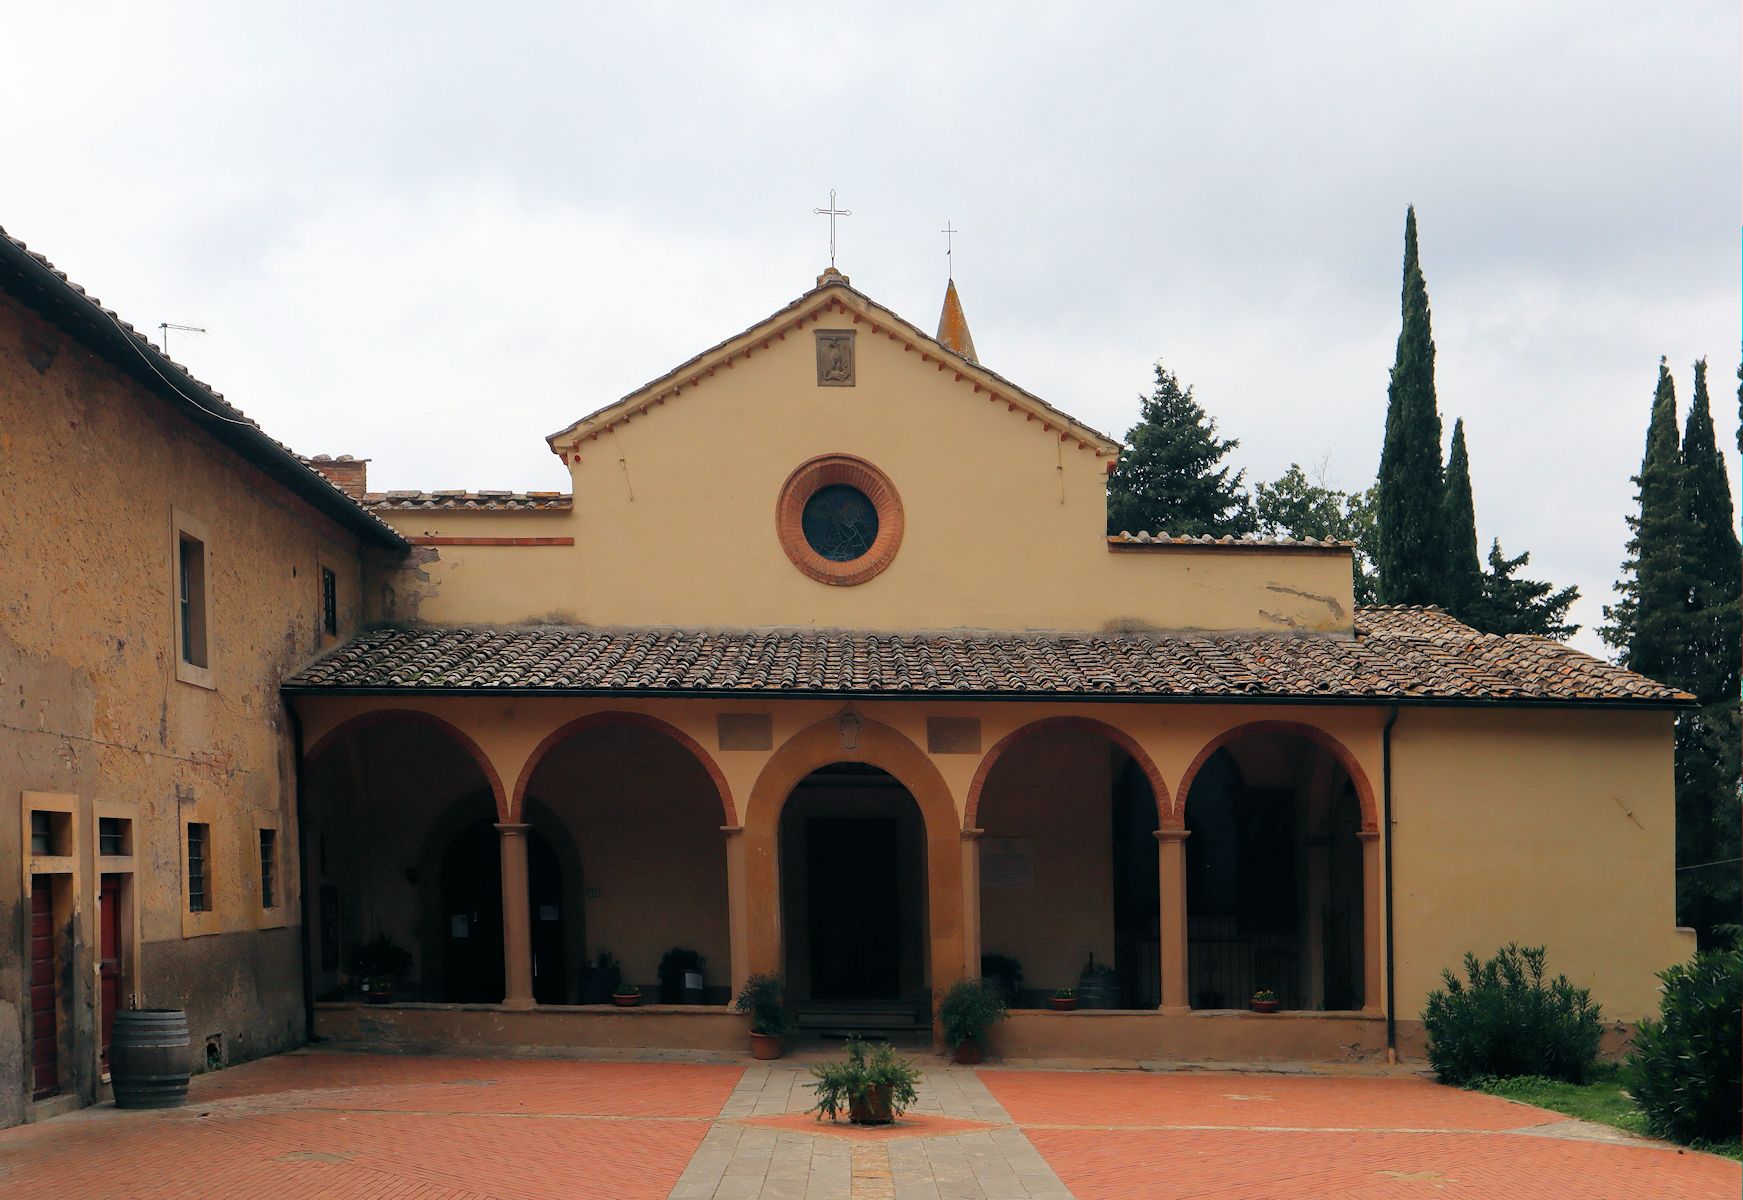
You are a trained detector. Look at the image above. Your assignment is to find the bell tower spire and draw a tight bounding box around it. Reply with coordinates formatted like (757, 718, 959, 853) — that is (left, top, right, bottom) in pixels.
(936, 277, 977, 362)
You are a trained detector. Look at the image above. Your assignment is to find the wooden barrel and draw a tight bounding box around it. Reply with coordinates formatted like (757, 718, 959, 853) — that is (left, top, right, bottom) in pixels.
(1077, 965, 1121, 1010)
(111, 1009, 191, 1109)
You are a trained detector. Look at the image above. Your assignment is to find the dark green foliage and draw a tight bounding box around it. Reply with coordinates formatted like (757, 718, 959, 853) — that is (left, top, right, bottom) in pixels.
(809, 1038, 922, 1122)
(1254, 462, 1379, 604)
(351, 934, 412, 980)
(1678, 359, 1742, 704)
(938, 978, 1007, 1049)
(1106, 362, 1254, 537)
(1675, 707, 1743, 942)
(1375, 207, 1449, 604)
(1441, 419, 1482, 621)
(1601, 359, 1690, 682)
(657, 947, 705, 1003)
(979, 952, 1023, 1005)
(1463, 539, 1580, 638)
(1627, 948, 1743, 1145)
(1421, 945, 1602, 1085)
(734, 972, 798, 1036)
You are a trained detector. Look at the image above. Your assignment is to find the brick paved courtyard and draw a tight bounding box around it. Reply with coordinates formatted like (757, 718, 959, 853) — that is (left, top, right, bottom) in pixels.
(0, 1051, 1734, 1198)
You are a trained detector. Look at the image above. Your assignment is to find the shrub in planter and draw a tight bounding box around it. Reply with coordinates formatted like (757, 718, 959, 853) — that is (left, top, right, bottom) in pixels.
(1626, 947, 1742, 1145)
(611, 983, 642, 1007)
(1050, 988, 1077, 1012)
(981, 953, 1023, 1005)
(1422, 944, 1601, 1085)
(351, 935, 413, 1003)
(735, 973, 798, 1059)
(658, 947, 707, 1004)
(1250, 989, 1280, 1014)
(809, 1037, 921, 1125)
(940, 978, 1007, 1062)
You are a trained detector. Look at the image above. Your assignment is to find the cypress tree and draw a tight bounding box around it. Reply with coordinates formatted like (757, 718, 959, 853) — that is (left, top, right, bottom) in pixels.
(1106, 361, 1255, 537)
(1375, 206, 1448, 604)
(1600, 358, 1689, 683)
(1441, 419, 1482, 622)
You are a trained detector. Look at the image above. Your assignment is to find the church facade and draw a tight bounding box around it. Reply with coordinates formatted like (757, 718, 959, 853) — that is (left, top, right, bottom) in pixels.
(285, 267, 1694, 1061)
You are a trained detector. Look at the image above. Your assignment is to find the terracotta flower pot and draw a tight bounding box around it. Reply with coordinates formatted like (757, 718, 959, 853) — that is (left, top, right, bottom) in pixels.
(1250, 999, 1280, 1013)
(952, 1040, 983, 1065)
(749, 1032, 784, 1060)
(612, 993, 642, 1007)
(1050, 997, 1078, 1012)
(848, 1084, 894, 1125)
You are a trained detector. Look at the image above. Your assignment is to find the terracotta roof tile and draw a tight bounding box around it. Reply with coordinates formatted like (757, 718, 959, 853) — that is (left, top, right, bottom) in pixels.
(285, 607, 1688, 705)
(364, 491, 573, 512)
(1109, 531, 1352, 549)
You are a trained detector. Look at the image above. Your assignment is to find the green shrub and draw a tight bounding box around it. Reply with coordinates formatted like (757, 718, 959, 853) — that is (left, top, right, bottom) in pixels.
(809, 1038, 922, 1122)
(939, 978, 1007, 1049)
(734, 972, 798, 1036)
(1422, 944, 1601, 1085)
(1627, 947, 1742, 1145)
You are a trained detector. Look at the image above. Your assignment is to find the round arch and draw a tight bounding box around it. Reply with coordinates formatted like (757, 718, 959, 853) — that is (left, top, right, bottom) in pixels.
(742, 712, 964, 992)
(965, 716, 1172, 831)
(1175, 720, 1378, 832)
(510, 711, 736, 825)
(304, 708, 508, 821)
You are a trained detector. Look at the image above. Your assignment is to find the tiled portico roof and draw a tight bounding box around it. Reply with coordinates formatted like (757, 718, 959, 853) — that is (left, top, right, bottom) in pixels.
(284, 607, 1688, 706)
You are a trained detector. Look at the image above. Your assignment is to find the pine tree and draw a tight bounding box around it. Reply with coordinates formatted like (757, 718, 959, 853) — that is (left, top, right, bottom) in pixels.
(1441, 419, 1482, 622)
(1106, 361, 1255, 537)
(1465, 539, 1579, 638)
(1375, 207, 1448, 604)
(1600, 358, 1690, 683)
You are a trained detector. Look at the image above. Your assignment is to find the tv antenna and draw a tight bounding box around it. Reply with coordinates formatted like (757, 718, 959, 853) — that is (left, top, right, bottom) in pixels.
(157, 322, 207, 356)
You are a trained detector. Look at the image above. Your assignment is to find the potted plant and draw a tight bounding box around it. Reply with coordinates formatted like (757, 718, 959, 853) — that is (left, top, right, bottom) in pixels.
(1250, 989, 1280, 1014)
(809, 1037, 921, 1126)
(582, 950, 622, 1005)
(1050, 987, 1078, 1012)
(980, 953, 1024, 1006)
(658, 947, 707, 1004)
(351, 935, 412, 1005)
(735, 973, 798, 1059)
(611, 983, 643, 1007)
(940, 977, 1007, 1064)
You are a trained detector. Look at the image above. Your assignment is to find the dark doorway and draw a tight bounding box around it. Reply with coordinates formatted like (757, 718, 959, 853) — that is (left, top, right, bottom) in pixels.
(440, 821, 504, 1002)
(99, 874, 125, 1073)
(807, 817, 900, 999)
(29, 876, 58, 1099)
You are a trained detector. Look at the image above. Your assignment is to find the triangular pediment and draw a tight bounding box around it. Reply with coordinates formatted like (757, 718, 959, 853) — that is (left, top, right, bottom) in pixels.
(545, 270, 1120, 462)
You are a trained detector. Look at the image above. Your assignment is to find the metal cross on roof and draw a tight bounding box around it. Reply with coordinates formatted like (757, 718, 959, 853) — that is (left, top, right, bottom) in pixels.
(941, 220, 957, 277)
(813, 189, 852, 267)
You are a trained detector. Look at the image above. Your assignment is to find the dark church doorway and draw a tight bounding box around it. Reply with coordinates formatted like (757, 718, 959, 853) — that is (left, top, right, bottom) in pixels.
(780, 764, 928, 1020)
(439, 820, 565, 1004)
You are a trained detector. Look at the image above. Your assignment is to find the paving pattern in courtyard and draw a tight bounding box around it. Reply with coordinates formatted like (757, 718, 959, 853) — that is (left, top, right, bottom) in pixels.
(0, 1050, 1736, 1199)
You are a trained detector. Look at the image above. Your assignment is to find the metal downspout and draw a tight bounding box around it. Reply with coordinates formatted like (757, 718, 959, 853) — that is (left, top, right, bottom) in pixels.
(289, 706, 317, 1044)
(1383, 704, 1400, 1064)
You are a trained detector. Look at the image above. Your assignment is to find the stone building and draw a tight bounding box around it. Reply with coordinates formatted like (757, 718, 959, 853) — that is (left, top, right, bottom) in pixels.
(2, 232, 1694, 1127)
(0, 229, 405, 1127)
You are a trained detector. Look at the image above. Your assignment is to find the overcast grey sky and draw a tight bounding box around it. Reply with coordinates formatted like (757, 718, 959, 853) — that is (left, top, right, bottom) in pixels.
(7, 3, 1737, 653)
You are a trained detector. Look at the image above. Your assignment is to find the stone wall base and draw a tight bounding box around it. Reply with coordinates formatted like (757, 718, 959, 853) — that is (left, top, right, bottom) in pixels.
(314, 1002, 748, 1054)
(992, 1009, 1389, 1063)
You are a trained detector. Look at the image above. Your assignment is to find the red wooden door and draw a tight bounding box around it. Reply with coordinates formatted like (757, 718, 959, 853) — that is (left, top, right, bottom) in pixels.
(29, 876, 58, 1100)
(99, 875, 124, 1072)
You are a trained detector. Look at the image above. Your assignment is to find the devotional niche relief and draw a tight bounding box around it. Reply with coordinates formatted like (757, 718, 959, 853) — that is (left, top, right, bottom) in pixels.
(814, 330, 855, 387)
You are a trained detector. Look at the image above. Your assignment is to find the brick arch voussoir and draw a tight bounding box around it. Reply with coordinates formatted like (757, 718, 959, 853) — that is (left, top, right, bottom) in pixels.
(744, 713, 956, 841)
(510, 711, 737, 826)
(965, 716, 1173, 831)
(303, 708, 510, 822)
(1174, 719, 1378, 832)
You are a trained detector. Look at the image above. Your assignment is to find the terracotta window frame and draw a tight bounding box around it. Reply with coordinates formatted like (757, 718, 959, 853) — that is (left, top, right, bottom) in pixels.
(774, 454, 904, 586)
(171, 507, 214, 690)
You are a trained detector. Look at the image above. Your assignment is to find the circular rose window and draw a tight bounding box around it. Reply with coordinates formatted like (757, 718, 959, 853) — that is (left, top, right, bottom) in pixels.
(776, 454, 904, 585)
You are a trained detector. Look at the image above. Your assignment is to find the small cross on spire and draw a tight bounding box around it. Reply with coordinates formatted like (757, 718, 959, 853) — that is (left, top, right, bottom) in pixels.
(812, 189, 852, 268)
(941, 220, 957, 278)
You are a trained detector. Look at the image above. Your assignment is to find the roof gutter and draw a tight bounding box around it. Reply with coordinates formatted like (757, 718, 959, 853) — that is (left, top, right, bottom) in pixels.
(0, 234, 407, 551)
(1383, 704, 1400, 1064)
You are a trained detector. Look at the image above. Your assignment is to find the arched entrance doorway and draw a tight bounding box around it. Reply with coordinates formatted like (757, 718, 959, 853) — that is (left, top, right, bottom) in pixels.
(1182, 729, 1367, 1011)
(779, 763, 930, 1028)
(434, 819, 565, 1004)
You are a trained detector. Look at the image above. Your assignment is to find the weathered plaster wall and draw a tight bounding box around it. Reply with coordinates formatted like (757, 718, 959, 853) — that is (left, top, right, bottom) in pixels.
(0, 291, 369, 1124)
(1391, 707, 1695, 1024)
(977, 729, 1115, 995)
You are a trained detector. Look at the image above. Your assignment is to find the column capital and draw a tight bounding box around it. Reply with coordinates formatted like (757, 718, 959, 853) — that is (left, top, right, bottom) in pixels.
(720, 824, 744, 837)
(1356, 829, 1381, 842)
(960, 827, 985, 841)
(494, 822, 531, 837)
(1154, 828, 1191, 843)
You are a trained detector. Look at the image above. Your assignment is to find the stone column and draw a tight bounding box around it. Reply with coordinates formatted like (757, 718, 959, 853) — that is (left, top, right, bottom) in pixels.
(722, 825, 748, 997)
(1359, 829, 1384, 1016)
(1156, 828, 1191, 1013)
(496, 823, 536, 1010)
(960, 829, 984, 980)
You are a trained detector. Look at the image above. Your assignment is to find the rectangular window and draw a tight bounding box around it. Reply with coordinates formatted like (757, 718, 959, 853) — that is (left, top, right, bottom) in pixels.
(321, 567, 337, 636)
(187, 823, 211, 913)
(99, 816, 130, 857)
(259, 829, 278, 909)
(178, 534, 208, 668)
(30, 811, 54, 856)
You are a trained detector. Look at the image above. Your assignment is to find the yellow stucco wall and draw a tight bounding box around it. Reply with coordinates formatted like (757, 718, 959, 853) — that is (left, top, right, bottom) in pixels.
(0, 291, 370, 1124)
(1391, 708, 1696, 1024)
(372, 284, 1356, 634)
